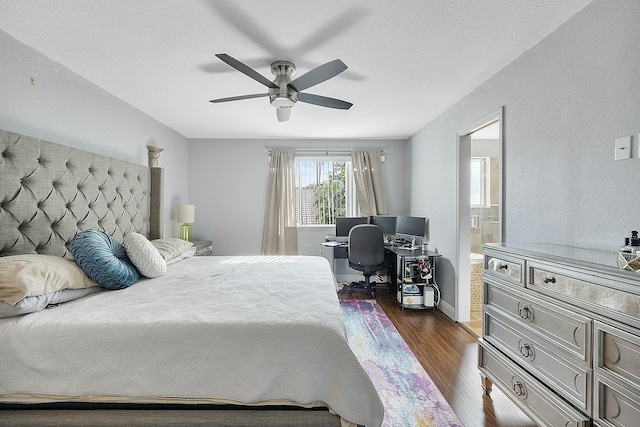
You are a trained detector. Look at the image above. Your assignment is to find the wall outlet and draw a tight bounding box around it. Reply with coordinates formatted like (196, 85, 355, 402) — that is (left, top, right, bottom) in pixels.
(615, 136, 631, 160)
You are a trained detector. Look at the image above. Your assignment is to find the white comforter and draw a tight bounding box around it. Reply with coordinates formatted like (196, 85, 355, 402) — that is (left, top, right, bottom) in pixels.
(0, 255, 384, 427)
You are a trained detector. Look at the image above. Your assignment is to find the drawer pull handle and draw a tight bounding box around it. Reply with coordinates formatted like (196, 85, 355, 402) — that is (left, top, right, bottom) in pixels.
(520, 343, 532, 358)
(543, 276, 556, 284)
(513, 381, 526, 397)
(498, 263, 508, 270)
(518, 306, 530, 320)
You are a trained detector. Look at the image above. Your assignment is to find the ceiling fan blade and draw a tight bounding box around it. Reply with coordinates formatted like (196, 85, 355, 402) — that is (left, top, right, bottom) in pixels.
(215, 53, 278, 89)
(209, 93, 269, 103)
(297, 92, 352, 110)
(288, 59, 347, 92)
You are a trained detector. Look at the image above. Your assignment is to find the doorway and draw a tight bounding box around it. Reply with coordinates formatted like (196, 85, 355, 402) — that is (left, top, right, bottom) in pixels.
(455, 108, 503, 336)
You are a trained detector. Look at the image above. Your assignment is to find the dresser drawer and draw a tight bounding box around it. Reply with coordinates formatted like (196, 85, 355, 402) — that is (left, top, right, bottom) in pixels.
(485, 281, 591, 361)
(484, 253, 524, 286)
(528, 262, 640, 320)
(484, 308, 590, 411)
(478, 340, 590, 427)
(594, 320, 640, 390)
(593, 372, 640, 427)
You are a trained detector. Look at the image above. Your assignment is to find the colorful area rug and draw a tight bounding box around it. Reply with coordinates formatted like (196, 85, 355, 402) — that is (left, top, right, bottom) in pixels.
(340, 299, 464, 427)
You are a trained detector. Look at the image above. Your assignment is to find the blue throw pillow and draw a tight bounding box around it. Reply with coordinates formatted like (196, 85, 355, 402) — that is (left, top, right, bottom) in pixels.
(72, 229, 140, 290)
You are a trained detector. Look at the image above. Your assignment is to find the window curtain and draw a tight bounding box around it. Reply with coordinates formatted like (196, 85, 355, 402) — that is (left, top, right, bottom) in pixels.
(351, 150, 388, 216)
(262, 149, 298, 255)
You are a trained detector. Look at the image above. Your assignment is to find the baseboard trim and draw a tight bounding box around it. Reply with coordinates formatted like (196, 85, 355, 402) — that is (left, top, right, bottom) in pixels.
(438, 299, 455, 321)
(335, 275, 365, 286)
(336, 275, 388, 286)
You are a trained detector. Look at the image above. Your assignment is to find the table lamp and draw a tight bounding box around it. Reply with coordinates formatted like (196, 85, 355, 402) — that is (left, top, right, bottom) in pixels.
(177, 204, 195, 242)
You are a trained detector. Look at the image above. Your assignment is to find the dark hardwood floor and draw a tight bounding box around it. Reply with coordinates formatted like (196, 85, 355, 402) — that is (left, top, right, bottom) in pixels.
(339, 290, 535, 427)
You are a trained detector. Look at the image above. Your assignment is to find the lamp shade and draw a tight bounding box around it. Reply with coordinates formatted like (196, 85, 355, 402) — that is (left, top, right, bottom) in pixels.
(276, 107, 292, 122)
(177, 205, 195, 223)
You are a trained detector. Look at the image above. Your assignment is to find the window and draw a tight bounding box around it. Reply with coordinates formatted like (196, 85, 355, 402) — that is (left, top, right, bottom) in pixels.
(295, 158, 358, 225)
(470, 157, 490, 207)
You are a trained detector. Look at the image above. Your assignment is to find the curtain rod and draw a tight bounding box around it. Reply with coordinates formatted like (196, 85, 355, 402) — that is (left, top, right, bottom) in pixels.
(266, 148, 385, 156)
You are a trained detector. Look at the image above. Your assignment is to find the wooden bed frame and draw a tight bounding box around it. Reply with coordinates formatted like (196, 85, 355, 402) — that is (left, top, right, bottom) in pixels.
(0, 129, 344, 426)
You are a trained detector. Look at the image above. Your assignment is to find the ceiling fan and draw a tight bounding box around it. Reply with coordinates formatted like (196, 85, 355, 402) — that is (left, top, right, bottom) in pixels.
(209, 54, 353, 122)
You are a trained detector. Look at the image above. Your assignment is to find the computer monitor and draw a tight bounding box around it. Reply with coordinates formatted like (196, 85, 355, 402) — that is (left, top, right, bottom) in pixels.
(369, 216, 397, 238)
(396, 216, 426, 238)
(335, 217, 368, 237)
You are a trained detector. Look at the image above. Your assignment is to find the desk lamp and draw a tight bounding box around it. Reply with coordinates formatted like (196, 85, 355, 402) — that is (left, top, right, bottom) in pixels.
(177, 204, 195, 242)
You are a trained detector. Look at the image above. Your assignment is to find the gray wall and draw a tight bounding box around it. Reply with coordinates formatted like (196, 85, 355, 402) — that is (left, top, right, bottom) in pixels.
(408, 0, 640, 308)
(0, 30, 190, 238)
(187, 138, 408, 256)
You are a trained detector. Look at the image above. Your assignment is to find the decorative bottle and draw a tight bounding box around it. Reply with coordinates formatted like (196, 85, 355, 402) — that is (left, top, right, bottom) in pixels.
(621, 231, 640, 254)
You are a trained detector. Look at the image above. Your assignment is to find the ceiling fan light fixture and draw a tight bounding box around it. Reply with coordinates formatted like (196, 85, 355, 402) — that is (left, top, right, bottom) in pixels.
(276, 107, 292, 122)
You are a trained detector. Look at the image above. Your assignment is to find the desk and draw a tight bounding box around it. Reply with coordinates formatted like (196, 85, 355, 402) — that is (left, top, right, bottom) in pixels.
(320, 241, 348, 282)
(321, 242, 440, 305)
(385, 246, 441, 309)
(385, 246, 440, 282)
(321, 241, 388, 292)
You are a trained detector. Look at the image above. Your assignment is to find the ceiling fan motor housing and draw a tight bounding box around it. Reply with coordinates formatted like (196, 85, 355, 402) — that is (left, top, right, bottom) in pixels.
(269, 61, 297, 108)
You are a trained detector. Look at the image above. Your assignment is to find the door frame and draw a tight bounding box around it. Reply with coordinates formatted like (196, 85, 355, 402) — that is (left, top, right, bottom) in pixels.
(455, 107, 504, 322)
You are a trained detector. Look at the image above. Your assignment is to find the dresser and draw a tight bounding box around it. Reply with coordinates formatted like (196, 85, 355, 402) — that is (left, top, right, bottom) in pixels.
(478, 243, 640, 427)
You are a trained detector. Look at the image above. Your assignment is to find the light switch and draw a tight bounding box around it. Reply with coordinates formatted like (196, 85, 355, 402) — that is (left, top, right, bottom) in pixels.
(615, 136, 631, 160)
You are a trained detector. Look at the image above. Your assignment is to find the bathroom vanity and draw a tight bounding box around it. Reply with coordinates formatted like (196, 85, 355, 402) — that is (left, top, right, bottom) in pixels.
(478, 243, 640, 427)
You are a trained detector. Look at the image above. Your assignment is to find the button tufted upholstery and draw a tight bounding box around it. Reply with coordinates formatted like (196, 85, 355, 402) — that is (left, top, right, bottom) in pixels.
(0, 130, 152, 259)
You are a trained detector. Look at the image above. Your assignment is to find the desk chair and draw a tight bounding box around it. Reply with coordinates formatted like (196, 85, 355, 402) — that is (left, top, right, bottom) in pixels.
(347, 224, 386, 298)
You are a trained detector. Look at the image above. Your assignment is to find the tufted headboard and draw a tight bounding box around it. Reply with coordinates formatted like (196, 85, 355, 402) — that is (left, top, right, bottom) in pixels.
(0, 129, 163, 258)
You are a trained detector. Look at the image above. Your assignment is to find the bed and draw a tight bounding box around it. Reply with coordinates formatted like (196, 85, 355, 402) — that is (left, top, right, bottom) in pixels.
(0, 129, 384, 427)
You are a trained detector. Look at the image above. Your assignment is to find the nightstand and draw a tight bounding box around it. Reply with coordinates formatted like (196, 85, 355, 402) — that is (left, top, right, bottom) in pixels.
(192, 240, 213, 256)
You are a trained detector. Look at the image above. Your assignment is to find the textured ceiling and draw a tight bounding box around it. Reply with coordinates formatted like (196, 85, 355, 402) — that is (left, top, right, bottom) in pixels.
(0, 0, 593, 139)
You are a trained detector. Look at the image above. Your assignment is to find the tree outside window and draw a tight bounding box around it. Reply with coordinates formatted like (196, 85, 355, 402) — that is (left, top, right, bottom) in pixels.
(295, 160, 356, 225)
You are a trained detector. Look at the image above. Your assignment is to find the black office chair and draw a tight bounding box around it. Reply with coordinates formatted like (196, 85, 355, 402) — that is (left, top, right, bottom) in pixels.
(347, 224, 386, 298)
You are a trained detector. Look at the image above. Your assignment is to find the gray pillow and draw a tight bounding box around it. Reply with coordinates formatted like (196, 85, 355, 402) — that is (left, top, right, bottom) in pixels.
(0, 287, 102, 318)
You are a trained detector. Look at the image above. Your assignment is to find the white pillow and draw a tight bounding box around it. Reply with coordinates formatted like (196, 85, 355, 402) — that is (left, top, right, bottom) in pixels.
(150, 238, 196, 265)
(124, 232, 168, 278)
(0, 254, 97, 305)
